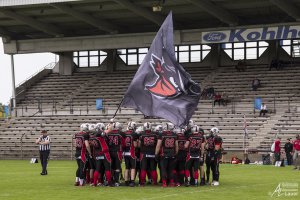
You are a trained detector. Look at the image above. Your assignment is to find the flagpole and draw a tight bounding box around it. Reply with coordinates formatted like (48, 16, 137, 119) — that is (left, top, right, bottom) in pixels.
(112, 97, 124, 119)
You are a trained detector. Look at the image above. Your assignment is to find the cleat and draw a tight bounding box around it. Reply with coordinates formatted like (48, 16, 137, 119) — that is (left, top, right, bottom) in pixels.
(129, 182, 135, 187)
(185, 181, 190, 187)
(115, 182, 120, 187)
(162, 183, 167, 188)
(74, 182, 80, 186)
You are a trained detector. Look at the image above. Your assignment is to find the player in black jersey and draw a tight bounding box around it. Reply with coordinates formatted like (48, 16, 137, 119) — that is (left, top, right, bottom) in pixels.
(87, 124, 97, 186)
(175, 128, 188, 186)
(155, 123, 178, 187)
(90, 123, 112, 186)
(74, 123, 92, 186)
(206, 127, 223, 186)
(138, 122, 158, 186)
(184, 125, 205, 186)
(107, 122, 125, 186)
(122, 121, 139, 187)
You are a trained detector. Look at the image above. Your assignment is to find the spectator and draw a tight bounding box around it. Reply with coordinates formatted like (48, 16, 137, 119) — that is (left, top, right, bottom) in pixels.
(206, 86, 215, 100)
(293, 134, 300, 170)
(284, 138, 293, 165)
(252, 78, 261, 91)
(213, 93, 222, 106)
(235, 60, 247, 72)
(274, 138, 281, 164)
(221, 92, 229, 106)
(259, 103, 268, 117)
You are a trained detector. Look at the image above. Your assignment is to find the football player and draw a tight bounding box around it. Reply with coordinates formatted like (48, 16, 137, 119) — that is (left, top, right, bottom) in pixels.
(123, 121, 138, 187)
(184, 125, 205, 186)
(206, 127, 223, 186)
(87, 124, 97, 185)
(155, 122, 178, 187)
(90, 123, 112, 186)
(74, 123, 92, 186)
(175, 128, 187, 186)
(107, 122, 125, 186)
(138, 122, 158, 186)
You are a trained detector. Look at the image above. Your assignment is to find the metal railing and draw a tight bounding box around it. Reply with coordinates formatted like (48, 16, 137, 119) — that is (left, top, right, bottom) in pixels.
(16, 62, 57, 89)
(15, 97, 109, 117)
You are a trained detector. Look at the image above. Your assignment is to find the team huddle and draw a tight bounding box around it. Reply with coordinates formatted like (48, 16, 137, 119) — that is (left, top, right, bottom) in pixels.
(74, 120, 223, 187)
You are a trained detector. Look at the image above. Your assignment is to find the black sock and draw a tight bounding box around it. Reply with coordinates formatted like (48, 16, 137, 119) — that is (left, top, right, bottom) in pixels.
(114, 171, 120, 183)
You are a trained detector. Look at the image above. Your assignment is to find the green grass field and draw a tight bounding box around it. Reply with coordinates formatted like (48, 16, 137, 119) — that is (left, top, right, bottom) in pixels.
(0, 160, 299, 200)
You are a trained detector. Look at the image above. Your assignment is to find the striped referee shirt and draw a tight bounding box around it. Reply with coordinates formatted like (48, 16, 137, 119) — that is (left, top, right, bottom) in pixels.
(39, 136, 51, 151)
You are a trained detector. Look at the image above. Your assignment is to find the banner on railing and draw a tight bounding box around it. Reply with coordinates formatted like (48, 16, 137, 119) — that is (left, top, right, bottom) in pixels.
(202, 25, 300, 43)
(254, 98, 262, 110)
(96, 99, 103, 110)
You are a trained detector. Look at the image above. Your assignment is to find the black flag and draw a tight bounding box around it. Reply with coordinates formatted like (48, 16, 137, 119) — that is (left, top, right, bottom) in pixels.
(121, 12, 201, 127)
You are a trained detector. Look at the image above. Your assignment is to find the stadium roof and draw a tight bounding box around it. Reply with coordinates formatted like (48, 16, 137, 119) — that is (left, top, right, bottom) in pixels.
(1, 0, 300, 41)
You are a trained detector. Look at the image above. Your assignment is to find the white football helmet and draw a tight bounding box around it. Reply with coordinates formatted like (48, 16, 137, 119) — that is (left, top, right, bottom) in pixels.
(163, 122, 174, 131)
(143, 122, 152, 131)
(96, 123, 105, 132)
(112, 122, 123, 130)
(191, 125, 199, 133)
(127, 121, 137, 130)
(136, 126, 144, 134)
(89, 124, 96, 133)
(80, 123, 89, 132)
(173, 128, 182, 134)
(155, 125, 163, 132)
(210, 127, 219, 135)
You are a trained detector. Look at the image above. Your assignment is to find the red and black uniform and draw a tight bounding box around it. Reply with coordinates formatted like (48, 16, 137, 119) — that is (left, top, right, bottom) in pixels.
(158, 131, 178, 186)
(206, 134, 223, 182)
(176, 132, 187, 185)
(185, 132, 205, 185)
(88, 134, 97, 170)
(107, 130, 124, 184)
(90, 132, 112, 186)
(74, 131, 90, 180)
(122, 130, 138, 170)
(139, 130, 158, 185)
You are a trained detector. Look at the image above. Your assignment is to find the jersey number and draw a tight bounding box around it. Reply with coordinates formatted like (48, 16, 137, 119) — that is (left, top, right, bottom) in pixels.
(165, 138, 175, 148)
(108, 136, 119, 146)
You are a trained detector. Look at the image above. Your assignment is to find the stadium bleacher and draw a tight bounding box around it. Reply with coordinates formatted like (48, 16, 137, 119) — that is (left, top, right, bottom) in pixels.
(2, 63, 300, 160)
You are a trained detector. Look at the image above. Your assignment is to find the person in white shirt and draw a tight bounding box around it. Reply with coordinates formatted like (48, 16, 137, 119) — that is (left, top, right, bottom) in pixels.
(259, 103, 267, 117)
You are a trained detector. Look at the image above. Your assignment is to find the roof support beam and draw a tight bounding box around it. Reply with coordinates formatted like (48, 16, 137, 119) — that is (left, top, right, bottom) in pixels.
(113, 0, 164, 26)
(50, 3, 118, 33)
(269, 0, 300, 21)
(186, 0, 238, 26)
(0, 9, 64, 37)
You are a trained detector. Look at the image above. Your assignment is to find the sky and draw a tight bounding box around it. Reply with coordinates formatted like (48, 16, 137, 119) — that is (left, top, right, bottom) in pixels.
(0, 38, 56, 105)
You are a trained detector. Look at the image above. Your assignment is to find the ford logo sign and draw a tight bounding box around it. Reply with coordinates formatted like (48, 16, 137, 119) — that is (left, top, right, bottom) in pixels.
(203, 32, 226, 42)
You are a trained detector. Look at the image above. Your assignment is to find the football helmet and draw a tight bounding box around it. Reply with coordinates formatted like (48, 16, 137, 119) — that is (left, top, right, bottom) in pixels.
(191, 125, 199, 133)
(96, 123, 105, 131)
(127, 121, 137, 130)
(143, 122, 152, 131)
(89, 124, 96, 133)
(173, 128, 182, 134)
(210, 127, 219, 135)
(80, 123, 89, 132)
(155, 125, 163, 132)
(136, 126, 144, 134)
(112, 122, 123, 130)
(163, 122, 174, 131)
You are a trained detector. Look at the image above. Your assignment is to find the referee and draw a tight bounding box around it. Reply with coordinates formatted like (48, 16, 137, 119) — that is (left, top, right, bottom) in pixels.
(35, 130, 51, 175)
